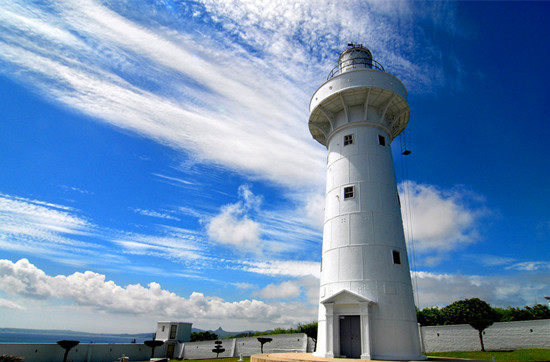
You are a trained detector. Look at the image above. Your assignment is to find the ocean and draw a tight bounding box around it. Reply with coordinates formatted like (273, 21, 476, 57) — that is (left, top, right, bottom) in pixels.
(0, 331, 151, 344)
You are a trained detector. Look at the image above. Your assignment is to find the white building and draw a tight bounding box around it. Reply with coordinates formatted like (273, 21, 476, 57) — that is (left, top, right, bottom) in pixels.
(309, 44, 424, 360)
(154, 321, 192, 359)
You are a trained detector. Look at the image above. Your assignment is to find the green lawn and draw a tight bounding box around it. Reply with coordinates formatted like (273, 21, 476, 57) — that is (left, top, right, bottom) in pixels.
(426, 349, 550, 361)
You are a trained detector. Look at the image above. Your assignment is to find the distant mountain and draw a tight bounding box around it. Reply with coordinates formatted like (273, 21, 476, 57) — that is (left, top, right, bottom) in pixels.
(0, 326, 259, 342)
(191, 327, 258, 339)
(0, 327, 152, 338)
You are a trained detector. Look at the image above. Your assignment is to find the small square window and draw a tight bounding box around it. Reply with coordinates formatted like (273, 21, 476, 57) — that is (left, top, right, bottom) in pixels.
(392, 250, 401, 265)
(344, 186, 354, 199)
(378, 135, 386, 146)
(344, 134, 353, 146)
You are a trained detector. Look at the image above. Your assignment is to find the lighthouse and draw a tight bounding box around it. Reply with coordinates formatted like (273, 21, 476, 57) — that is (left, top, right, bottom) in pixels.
(309, 44, 423, 360)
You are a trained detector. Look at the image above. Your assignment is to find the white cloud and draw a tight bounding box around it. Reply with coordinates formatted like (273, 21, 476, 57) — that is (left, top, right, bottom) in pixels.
(197, 0, 457, 93)
(206, 186, 262, 250)
(0, 0, 458, 190)
(0, 194, 104, 264)
(0, 193, 91, 236)
(414, 270, 550, 309)
(238, 184, 262, 211)
(242, 260, 320, 278)
(0, 259, 316, 328)
(111, 228, 205, 262)
(258, 276, 321, 305)
(132, 208, 180, 221)
(256, 281, 301, 300)
(506, 261, 550, 272)
(205, 183, 323, 258)
(466, 254, 516, 267)
(399, 181, 489, 264)
(153, 173, 194, 188)
(235, 282, 255, 290)
(0, 297, 25, 310)
(297, 191, 325, 231)
(0, 0, 325, 189)
(207, 207, 260, 248)
(0, 193, 209, 267)
(299, 275, 322, 306)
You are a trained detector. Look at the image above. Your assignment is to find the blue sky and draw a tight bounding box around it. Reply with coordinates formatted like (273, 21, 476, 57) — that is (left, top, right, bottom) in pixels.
(0, 0, 548, 334)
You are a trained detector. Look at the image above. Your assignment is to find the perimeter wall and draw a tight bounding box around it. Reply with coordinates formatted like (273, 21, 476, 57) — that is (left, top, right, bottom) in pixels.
(0, 342, 164, 362)
(0, 333, 310, 362)
(421, 319, 550, 352)
(2, 321, 549, 361)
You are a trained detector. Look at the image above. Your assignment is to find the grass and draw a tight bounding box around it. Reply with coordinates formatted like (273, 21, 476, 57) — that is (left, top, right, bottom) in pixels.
(426, 348, 550, 361)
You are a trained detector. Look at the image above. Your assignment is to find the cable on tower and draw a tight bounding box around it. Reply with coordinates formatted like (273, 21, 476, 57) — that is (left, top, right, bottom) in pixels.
(399, 130, 420, 308)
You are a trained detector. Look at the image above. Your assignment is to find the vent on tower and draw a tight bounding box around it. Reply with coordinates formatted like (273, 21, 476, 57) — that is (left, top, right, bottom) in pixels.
(343, 186, 354, 199)
(344, 134, 353, 146)
(392, 250, 401, 265)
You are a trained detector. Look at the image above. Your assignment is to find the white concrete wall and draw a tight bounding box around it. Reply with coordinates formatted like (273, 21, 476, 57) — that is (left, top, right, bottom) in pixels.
(156, 322, 173, 341)
(0, 334, 310, 361)
(3, 323, 548, 361)
(421, 319, 550, 352)
(181, 338, 235, 359)
(181, 333, 309, 360)
(0, 342, 166, 362)
(233, 334, 308, 356)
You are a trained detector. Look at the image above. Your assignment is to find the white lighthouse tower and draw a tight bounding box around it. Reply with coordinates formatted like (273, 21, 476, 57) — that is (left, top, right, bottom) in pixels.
(309, 44, 423, 360)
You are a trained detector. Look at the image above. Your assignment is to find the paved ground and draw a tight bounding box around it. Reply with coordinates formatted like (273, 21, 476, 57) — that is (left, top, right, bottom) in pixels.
(250, 352, 484, 362)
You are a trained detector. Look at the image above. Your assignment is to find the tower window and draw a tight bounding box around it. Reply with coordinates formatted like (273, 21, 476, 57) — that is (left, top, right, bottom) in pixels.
(392, 250, 401, 265)
(343, 186, 354, 199)
(170, 324, 177, 339)
(378, 135, 386, 146)
(344, 134, 353, 146)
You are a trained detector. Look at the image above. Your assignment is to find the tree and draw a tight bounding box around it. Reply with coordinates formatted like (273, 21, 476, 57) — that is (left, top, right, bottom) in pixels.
(298, 322, 318, 350)
(144, 340, 164, 358)
(257, 337, 272, 353)
(56, 340, 80, 362)
(212, 340, 225, 357)
(191, 331, 219, 341)
(0, 356, 23, 362)
(416, 307, 442, 326)
(525, 304, 550, 320)
(440, 298, 498, 351)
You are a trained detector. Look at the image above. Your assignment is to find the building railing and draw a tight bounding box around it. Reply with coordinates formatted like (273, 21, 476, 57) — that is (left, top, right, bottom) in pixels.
(327, 58, 385, 80)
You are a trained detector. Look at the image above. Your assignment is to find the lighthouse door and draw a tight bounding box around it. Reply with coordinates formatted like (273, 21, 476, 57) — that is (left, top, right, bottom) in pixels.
(340, 315, 361, 358)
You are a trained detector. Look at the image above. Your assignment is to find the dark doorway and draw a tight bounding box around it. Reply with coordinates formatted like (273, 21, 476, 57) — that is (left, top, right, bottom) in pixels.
(166, 343, 175, 359)
(340, 315, 361, 358)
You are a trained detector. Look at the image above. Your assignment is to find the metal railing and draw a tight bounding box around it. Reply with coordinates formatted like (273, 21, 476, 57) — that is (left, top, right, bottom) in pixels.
(327, 58, 385, 80)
